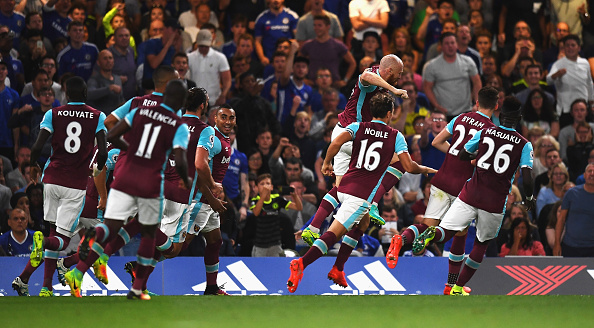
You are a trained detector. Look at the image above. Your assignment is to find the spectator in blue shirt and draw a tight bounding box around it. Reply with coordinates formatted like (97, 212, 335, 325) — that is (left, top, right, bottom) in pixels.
(0, 208, 34, 257)
(57, 20, 99, 81)
(254, 0, 298, 66)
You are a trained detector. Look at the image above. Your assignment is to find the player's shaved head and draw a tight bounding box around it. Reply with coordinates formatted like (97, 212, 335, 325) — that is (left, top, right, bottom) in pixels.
(500, 96, 523, 128)
(185, 87, 208, 114)
(153, 66, 179, 91)
(163, 80, 188, 111)
(370, 92, 395, 118)
(379, 54, 402, 70)
(379, 54, 404, 85)
(65, 76, 87, 102)
(477, 86, 499, 110)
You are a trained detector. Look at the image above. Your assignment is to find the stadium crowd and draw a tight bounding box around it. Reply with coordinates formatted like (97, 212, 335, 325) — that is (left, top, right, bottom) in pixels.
(1, 0, 594, 266)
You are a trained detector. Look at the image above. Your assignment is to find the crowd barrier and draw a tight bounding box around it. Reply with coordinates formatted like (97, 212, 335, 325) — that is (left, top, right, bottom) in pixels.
(1, 257, 592, 296)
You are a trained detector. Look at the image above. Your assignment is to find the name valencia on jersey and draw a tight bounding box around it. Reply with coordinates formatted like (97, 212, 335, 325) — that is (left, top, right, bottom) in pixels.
(138, 108, 177, 127)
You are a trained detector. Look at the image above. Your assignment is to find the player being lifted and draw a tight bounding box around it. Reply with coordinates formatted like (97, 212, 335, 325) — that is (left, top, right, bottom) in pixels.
(287, 93, 435, 293)
(300, 54, 409, 246)
(65, 80, 190, 300)
(14, 77, 107, 297)
(412, 96, 535, 295)
(386, 86, 499, 295)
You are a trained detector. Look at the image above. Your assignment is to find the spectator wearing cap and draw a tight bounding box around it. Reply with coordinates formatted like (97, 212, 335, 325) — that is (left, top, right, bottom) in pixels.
(57, 20, 99, 81)
(188, 29, 231, 106)
(139, 17, 183, 89)
(355, 31, 383, 66)
(0, 59, 19, 162)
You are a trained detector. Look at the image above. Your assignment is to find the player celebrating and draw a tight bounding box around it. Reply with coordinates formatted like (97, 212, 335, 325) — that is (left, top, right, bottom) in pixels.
(65, 80, 191, 300)
(413, 96, 535, 295)
(184, 105, 235, 295)
(301, 54, 408, 245)
(386, 86, 499, 295)
(16, 77, 108, 297)
(105, 66, 180, 130)
(287, 93, 435, 293)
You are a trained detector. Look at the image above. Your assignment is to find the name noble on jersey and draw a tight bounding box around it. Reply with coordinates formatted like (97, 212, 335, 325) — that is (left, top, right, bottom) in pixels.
(57, 110, 95, 118)
(139, 108, 177, 126)
(485, 128, 522, 144)
(461, 116, 486, 129)
(364, 127, 389, 138)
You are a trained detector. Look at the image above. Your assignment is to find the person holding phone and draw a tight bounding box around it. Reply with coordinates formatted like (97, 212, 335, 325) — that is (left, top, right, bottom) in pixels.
(250, 173, 302, 257)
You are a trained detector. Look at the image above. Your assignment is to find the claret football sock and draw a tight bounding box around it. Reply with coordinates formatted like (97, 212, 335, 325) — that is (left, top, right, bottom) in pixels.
(205, 239, 222, 285)
(335, 229, 363, 271)
(456, 241, 489, 287)
(309, 187, 339, 230)
(302, 231, 337, 268)
(448, 234, 467, 283)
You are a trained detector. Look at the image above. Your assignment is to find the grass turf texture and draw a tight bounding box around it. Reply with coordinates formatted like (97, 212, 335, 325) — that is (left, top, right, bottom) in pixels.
(2, 295, 592, 327)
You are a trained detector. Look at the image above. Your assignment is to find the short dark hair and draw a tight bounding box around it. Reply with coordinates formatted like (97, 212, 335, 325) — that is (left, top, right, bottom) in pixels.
(69, 2, 86, 15)
(231, 14, 248, 27)
(524, 63, 542, 76)
(284, 157, 303, 170)
(67, 20, 84, 31)
(370, 92, 394, 118)
(65, 76, 87, 102)
(313, 14, 331, 26)
(256, 173, 272, 185)
(294, 56, 309, 65)
(185, 87, 208, 112)
(477, 86, 499, 110)
(272, 51, 287, 59)
(25, 29, 43, 40)
(439, 32, 456, 43)
(438, 0, 455, 8)
(363, 31, 381, 44)
(562, 34, 581, 46)
(502, 96, 522, 113)
(24, 11, 41, 25)
(172, 52, 188, 62)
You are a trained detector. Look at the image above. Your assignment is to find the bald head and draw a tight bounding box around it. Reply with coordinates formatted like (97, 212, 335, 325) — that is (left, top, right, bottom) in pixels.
(379, 54, 404, 85)
(97, 50, 114, 71)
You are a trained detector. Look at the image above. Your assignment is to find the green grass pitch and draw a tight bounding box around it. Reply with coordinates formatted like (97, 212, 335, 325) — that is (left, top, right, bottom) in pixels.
(2, 295, 593, 328)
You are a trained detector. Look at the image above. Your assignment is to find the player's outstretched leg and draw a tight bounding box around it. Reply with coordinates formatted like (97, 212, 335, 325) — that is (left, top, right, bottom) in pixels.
(302, 187, 339, 246)
(450, 238, 489, 296)
(444, 233, 472, 295)
(288, 231, 338, 293)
